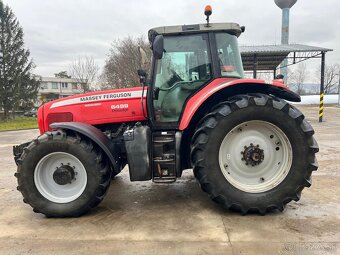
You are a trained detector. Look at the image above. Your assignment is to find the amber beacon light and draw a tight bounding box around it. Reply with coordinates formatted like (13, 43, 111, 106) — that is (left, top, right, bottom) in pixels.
(204, 5, 212, 26)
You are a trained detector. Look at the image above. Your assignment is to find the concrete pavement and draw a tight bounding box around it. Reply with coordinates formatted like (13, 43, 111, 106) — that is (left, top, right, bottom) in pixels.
(0, 105, 339, 255)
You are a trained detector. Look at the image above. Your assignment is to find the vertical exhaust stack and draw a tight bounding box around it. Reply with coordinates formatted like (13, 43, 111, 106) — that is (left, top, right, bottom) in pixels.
(274, 0, 297, 83)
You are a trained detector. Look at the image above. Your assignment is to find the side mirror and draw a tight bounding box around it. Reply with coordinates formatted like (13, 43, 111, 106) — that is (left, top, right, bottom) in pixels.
(152, 35, 164, 60)
(137, 69, 147, 86)
(275, 74, 284, 80)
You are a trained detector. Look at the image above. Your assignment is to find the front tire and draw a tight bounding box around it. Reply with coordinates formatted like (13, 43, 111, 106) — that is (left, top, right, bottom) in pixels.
(191, 94, 318, 214)
(15, 131, 111, 217)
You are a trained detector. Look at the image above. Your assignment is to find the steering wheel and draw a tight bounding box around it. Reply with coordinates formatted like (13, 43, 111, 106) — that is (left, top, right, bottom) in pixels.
(170, 68, 183, 82)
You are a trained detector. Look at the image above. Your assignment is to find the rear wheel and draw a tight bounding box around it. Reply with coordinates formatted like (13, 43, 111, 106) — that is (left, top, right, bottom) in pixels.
(191, 94, 318, 214)
(15, 131, 112, 217)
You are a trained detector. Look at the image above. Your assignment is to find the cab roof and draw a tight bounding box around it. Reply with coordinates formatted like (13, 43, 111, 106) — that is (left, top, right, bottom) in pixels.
(148, 22, 242, 43)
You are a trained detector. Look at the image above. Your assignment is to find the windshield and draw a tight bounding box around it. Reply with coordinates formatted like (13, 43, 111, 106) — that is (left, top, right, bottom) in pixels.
(153, 34, 212, 122)
(215, 33, 244, 78)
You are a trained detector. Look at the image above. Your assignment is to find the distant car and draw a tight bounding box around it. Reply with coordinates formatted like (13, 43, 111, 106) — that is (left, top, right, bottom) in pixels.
(23, 109, 37, 117)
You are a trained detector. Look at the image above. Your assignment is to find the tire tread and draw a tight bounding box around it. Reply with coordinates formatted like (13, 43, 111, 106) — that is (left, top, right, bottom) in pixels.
(190, 93, 318, 215)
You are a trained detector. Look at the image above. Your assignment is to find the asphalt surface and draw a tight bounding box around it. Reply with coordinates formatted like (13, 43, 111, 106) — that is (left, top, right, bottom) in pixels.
(0, 105, 339, 255)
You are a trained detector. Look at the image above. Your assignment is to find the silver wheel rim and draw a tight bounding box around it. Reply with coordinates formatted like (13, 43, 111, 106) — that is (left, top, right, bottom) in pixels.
(34, 152, 87, 203)
(219, 120, 293, 193)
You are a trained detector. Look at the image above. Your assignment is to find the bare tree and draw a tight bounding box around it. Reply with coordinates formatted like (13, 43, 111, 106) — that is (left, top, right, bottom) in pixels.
(289, 63, 307, 95)
(315, 63, 340, 94)
(69, 56, 99, 93)
(101, 36, 152, 89)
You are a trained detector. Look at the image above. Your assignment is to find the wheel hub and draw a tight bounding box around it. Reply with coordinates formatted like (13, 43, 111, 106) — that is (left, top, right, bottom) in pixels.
(241, 143, 264, 166)
(53, 165, 75, 185)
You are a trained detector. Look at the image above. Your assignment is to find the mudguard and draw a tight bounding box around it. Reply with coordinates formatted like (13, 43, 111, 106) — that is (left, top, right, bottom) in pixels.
(50, 122, 120, 174)
(179, 78, 301, 130)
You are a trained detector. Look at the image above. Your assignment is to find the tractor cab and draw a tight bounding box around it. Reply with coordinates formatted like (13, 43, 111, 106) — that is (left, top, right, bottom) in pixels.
(146, 22, 245, 123)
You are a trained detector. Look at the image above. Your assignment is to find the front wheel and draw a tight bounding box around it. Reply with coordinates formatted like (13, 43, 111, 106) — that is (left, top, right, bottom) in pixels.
(191, 94, 319, 215)
(15, 131, 112, 217)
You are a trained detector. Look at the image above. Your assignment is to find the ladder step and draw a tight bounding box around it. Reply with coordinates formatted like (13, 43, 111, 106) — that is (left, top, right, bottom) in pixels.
(153, 137, 174, 143)
(153, 176, 176, 183)
(154, 159, 175, 163)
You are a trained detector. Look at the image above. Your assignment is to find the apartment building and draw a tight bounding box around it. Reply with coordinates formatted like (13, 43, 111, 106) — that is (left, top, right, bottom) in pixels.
(37, 77, 85, 106)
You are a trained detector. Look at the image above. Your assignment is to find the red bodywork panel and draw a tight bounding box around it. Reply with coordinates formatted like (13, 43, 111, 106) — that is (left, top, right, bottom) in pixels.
(38, 78, 290, 134)
(38, 87, 147, 134)
(178, 78, 288, 130)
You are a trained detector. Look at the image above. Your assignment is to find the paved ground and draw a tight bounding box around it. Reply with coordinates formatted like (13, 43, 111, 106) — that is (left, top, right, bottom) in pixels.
(0, 105, 339, 255)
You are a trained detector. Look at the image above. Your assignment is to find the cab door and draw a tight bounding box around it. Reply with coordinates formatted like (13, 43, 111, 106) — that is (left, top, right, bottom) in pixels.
(151, 33, 213, 125)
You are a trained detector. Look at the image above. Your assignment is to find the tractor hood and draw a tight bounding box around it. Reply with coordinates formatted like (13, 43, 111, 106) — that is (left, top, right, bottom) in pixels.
(38, 87, 147, 134)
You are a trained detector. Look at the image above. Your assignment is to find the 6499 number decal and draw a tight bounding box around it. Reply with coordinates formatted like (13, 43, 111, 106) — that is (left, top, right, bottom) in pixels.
(111, 104, 129, 112)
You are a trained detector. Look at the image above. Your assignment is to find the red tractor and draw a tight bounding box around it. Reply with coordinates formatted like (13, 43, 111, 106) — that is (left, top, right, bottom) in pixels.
(14, 8, 318, 217)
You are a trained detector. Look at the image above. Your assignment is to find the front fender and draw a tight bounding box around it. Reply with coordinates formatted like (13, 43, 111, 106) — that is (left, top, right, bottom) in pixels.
(50, 122, 120, 174)
(179, 78, 300, 130)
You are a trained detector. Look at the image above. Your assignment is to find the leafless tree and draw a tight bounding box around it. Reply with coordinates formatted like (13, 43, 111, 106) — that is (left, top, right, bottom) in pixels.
(315, 63, 340, 94)
(101, 36, 152, 89)
(69, 56, 99, 93)
(289, 63, 307, 95)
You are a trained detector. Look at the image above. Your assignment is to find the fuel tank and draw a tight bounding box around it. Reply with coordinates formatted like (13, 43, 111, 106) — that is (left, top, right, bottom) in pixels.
(39, 87, 147, 134)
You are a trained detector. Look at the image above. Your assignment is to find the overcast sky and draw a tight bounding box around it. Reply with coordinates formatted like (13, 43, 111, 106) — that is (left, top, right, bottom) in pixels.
(3, 0, 340, 80)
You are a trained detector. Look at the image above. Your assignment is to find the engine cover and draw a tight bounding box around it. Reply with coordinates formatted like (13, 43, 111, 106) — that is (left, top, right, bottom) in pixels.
(39, 87, 147, 133)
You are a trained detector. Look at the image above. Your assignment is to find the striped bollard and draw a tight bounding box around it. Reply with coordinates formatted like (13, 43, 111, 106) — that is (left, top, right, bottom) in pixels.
(319, 93, 324, 122)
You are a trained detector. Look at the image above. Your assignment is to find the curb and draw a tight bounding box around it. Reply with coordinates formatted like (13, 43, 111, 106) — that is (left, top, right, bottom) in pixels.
(0, 128, 39, 133)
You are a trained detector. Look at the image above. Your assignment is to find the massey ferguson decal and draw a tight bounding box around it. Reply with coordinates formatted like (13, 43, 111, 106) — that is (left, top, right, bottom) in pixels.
(50, 91, 144, 109)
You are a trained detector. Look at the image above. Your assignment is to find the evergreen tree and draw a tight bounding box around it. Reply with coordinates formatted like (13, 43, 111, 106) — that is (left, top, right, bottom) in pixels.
(55, 71, 71, 79)
(0, 0, 39, 120)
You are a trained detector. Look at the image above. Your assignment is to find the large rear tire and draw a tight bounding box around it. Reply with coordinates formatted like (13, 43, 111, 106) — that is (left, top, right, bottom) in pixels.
(15, 130, 112, 217)
(191, 94, 318, 214)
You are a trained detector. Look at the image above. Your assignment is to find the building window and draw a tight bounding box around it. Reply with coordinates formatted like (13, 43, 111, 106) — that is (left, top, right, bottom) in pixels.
(52, 82, 59, 89)
(72, 83, 78, 90)
(61, 82, 68, 89)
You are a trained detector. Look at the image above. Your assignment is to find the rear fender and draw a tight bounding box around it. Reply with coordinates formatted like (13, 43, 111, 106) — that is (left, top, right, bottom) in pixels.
(179, 79, 300, 130)
(178, 79, 300, 170)
(50, 122, 120, 174)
